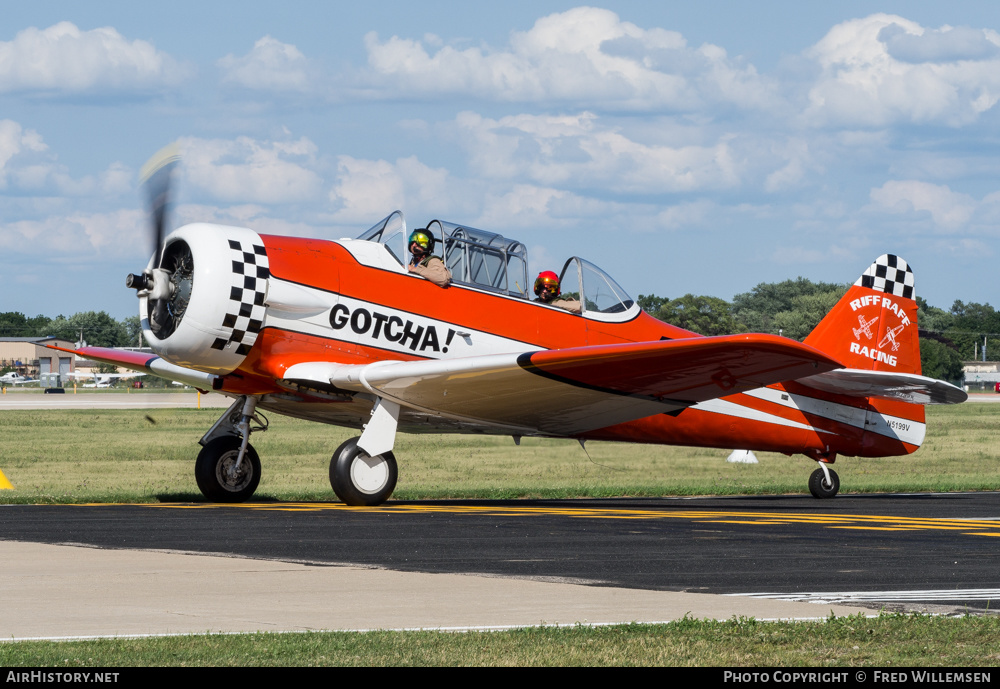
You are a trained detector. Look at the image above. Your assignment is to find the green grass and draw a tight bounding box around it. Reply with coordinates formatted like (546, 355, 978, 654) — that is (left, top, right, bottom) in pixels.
(0, 404, 998, 503)
(2, 615, 999, 666)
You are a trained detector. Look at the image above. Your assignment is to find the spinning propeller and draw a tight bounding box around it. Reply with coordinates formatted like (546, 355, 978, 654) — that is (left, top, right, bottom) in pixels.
(126, 144, 193, 339)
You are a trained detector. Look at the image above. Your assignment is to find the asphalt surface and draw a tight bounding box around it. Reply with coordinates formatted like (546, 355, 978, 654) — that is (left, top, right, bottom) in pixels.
(3, 491, 999, 636)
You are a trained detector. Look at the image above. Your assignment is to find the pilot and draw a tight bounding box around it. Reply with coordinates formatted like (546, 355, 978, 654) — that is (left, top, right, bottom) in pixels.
(407, 229, 452, 287)
(533, 271, 581, 314)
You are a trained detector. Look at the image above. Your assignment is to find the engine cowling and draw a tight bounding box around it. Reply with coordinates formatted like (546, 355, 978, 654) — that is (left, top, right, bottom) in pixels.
(139, 223, 270, 374)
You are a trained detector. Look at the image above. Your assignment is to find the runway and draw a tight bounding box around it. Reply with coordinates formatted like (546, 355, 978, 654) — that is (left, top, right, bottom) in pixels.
(0, 390, 232, 410)
(3, 492, 999, 639)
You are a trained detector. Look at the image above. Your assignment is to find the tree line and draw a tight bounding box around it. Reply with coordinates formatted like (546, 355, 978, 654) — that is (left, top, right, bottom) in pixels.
(639, 279, 997, 384)
(4, 278, 999, 384)
(0, 311, 142, 349)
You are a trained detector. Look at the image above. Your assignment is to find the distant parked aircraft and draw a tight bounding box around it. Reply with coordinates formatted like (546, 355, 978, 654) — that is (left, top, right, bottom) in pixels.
(65, 371, 147, 388)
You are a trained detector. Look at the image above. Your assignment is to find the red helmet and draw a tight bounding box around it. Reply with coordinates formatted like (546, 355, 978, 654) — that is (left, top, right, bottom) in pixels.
(534, 271, 560, 297)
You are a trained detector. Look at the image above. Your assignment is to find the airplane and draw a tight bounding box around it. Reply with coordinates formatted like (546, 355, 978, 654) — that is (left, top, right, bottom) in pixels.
(49, 149, 967, 505)
(853, 314, 878, 341)
(879, 323, 906, 352)
(0, 372, 34, 386)
(64, 371, 147, 388)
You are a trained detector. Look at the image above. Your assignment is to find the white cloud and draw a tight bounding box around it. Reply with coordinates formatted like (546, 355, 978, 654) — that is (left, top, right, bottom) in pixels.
(869, 180, 976, 230)
(179, 135, 323, 203)
(453, 111, 742, 193)
(0, 209, 144, 256)
(804, 14, 1000, 127)
(328, 155, 472, 224)
(173, 203, 322, 238)
(0, 119, 132, 197)
(880, 24, 999, 63)
(654, 200, 714, 230)
(363, 6, 775, 111)
(476, 184, 576, 230)
(0, 120, 47, 186)
(218, 36, 314, 91)
(0, 22, 185, 93)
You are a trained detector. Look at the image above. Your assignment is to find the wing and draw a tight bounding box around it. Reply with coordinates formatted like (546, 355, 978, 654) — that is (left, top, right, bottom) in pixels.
(46, 345, 217, 390)
(795, 368, 967, 405)
(286, 334, 841, 436)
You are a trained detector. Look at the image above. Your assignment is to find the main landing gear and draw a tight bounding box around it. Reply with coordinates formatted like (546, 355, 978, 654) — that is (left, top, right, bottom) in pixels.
(196, 396, 267, 502)
(194, 394, 402, 506)
(329, 437, 398, 506)
(329, 397, 402, 506)
(807, 453, 839, 499)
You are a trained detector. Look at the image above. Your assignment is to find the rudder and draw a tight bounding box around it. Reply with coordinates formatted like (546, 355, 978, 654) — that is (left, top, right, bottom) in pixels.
(804, 255, 921, 375)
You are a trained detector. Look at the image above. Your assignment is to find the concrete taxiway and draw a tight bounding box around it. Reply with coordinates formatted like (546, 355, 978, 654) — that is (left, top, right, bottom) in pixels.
(0, 540, 868, 640)
(0, 390, 231, 410)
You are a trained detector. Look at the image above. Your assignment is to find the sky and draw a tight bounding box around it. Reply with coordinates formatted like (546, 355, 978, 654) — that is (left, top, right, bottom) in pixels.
(2, 1, 999, 320)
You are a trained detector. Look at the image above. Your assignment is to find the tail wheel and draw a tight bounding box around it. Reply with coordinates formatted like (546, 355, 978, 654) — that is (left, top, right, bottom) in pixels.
(329, 437, 397, 506)
(195, 436, 261, 503)
(808, 467, 840, 499)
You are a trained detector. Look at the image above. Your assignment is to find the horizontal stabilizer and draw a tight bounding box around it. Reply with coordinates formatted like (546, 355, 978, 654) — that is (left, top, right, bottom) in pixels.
(796, 368, 967, 405)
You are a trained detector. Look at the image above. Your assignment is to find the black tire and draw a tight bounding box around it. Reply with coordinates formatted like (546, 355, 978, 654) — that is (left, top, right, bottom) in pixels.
(329, 437, 398, 506)
(195, 436, 261, 503)
(808, 467, 840, 499)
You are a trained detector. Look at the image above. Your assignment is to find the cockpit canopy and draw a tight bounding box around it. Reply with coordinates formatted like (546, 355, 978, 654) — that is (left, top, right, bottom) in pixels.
(557, 256, 635, 321)
(357, 211, 637, 320)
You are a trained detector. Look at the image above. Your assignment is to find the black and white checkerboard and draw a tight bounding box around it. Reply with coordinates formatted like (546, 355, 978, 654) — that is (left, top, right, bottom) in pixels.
(210, 239, 269, 356)
(855, 254, 914, 300)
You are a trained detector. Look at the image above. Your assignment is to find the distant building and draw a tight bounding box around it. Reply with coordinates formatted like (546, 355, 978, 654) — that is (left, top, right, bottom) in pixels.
(0, 337, 77, 378)
(962, 361, 1000, 390)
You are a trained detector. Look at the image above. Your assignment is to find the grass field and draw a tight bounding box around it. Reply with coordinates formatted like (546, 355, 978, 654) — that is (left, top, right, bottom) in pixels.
(0, 403, 998, 503)
(1, 615, 998, 666)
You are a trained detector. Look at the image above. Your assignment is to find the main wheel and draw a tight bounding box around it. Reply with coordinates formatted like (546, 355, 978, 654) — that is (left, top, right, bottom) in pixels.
(329, 437, 398, 506)
(195, 436, 261, 503)
(808, 467, 840, 499)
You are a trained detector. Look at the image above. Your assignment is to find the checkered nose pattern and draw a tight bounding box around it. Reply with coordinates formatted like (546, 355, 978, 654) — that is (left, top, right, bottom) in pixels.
(855, 254, 914, 300)
(210, 239, 270, 356)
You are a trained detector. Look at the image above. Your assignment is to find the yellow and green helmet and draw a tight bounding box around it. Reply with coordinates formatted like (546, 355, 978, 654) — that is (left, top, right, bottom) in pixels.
(408, 229, 434, 252)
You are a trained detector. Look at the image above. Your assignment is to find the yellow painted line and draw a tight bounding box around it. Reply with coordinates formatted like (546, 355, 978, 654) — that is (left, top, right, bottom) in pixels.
(0, 469, 13, 490)
(699, 520, 797, 525)
(126, 502, 1000, 538)
(828, 526, 917, 531)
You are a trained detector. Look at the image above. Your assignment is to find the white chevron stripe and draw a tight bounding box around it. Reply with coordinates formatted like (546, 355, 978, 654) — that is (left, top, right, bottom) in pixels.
(692, 398, 835, 435)
(729, 589, 1000, 603)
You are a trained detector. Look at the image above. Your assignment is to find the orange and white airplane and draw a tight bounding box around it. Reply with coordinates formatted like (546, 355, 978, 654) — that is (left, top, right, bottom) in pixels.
(52, 152, 966, 505)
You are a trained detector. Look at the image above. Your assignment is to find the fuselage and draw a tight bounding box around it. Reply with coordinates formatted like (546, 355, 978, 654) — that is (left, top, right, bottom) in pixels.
(145, 225, 925, 461)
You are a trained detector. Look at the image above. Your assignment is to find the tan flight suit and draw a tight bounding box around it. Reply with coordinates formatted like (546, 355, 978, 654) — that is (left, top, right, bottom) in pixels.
(409, 255, 452, 287)
(535, 296, 582, 314)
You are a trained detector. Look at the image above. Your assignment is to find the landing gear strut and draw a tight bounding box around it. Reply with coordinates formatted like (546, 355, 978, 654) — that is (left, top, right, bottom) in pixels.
(328, 396, 401, 506)
(196, 395, 267, 502)
(808, 453, 839, 499)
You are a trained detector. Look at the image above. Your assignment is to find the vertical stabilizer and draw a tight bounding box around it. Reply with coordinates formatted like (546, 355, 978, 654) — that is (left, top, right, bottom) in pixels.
(805, 255, 921, 375)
